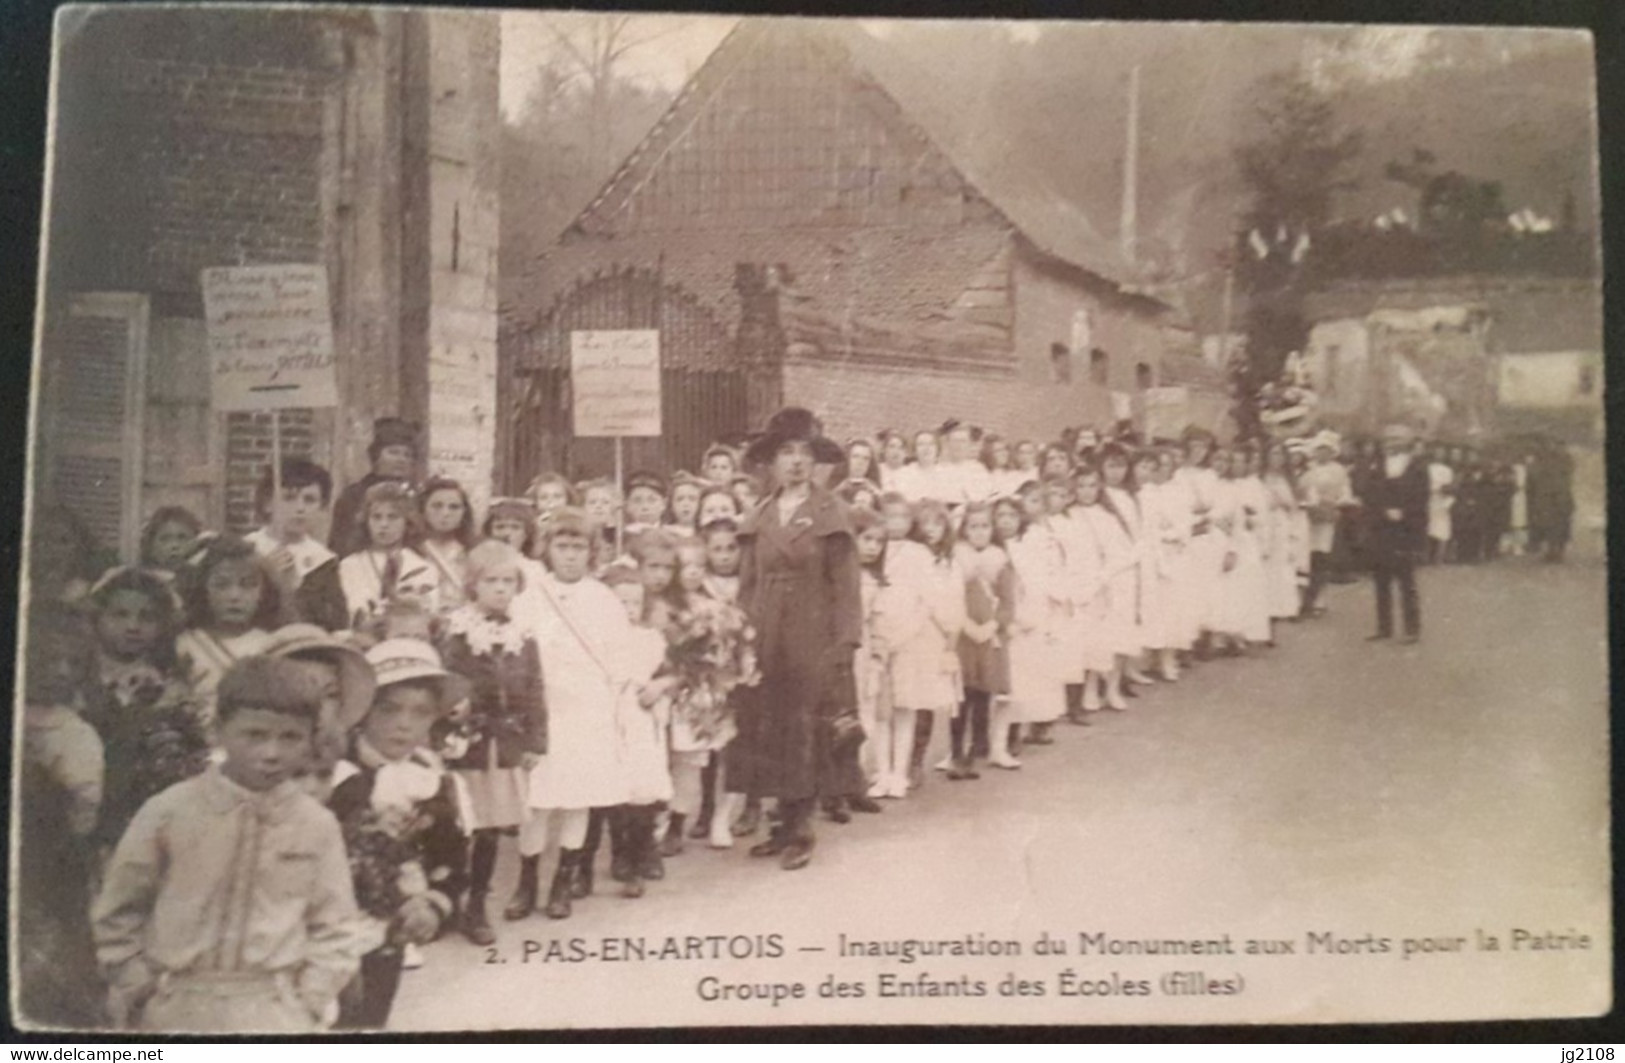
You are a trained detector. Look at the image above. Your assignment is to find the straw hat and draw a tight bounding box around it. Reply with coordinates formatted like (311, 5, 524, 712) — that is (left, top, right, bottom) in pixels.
(363, 638, 470, 715)
(262, 623, 377, 733)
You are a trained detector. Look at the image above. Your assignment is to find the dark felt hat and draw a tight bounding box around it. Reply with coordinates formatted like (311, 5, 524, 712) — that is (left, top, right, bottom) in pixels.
(372, 417, 420, 450)
(744, 406, 835, 466)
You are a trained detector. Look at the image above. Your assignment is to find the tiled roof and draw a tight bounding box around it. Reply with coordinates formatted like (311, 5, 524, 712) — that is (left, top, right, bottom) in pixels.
(510, 18, 1147, 333)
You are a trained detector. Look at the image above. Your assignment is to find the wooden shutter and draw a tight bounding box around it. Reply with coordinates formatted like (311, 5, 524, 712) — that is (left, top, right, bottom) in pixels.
(40, 293, 149, 562)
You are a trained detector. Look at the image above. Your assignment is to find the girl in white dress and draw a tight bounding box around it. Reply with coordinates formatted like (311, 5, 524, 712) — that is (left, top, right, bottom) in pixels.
(516, 508, 639, 920)
(870, 492, 920, 795)
(876, 430, 914, 496)
(1042, 475, 1093, 726)
(417, 477, 476, 616)
(981, 434, 1025, 499)
(1262, 444, 1304, 621)
(897, 499, 966, 789)
(1100, 443, 1152, 687)
(1155, 448, 1198, 670)
(1131, 449, 1176, 681)
(337, 482, 438, 635)
(1071, 464, 1136, 712)
(994, 493, 1064, 766)
(1175, 430, 1226, 658)
(851, 510, 895, 794)
(1236, 447, 1276, 645)
(905, 429, 948, 503)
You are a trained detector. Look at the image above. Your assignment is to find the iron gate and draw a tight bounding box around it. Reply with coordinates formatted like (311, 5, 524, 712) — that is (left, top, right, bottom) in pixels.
(505, 267, 747, 491)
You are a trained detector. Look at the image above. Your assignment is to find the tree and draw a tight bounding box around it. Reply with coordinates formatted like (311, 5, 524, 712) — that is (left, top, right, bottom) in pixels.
(500, 16, 678, 301)
(1230, 70, 1364, 434)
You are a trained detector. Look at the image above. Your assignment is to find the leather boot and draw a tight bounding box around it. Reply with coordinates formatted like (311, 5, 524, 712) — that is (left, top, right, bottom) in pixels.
(621, 809, 648, 899)
(504, 855, 539, 921)
(608, 810, 633, 884)
(661, 814, 686, 857)
(732, 797, 762, 837)
(749, 823, 788, 858)
(779, 800, 814, 871)
(571, 850, 595, 900)
(464, 830, 499, 942)
(545, 851, 577, 920)
(907, 718, 932, 789)
(461, 892, 496, 946)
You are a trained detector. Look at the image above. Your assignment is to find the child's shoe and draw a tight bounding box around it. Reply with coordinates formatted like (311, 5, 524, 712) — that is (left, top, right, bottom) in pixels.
(660, 815, 686, 857)
(503, 855, 540, 921)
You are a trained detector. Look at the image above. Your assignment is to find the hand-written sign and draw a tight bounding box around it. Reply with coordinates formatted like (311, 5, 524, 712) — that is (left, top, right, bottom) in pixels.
(202, 264, 339, 411)
(570, 329, 661, 438)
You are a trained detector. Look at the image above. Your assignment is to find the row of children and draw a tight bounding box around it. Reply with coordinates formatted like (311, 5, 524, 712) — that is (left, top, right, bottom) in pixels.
(21, 448, 769, 1031)
(20, 414, 1328, 1033)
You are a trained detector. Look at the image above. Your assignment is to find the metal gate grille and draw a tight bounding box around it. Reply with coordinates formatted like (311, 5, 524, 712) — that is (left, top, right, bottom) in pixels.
(505, 268, 745, 489)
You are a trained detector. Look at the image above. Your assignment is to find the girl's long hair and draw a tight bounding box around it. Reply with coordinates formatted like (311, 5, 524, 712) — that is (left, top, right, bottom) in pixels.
(909, 498, 957, 564)
(991, 497, 1027, 546)
(417, 477, 477, 549)
(89, 565, 184, 672)
(139, 505, 204, 569)
(850, 506, 889, 585)
(180, 534, 283, 632)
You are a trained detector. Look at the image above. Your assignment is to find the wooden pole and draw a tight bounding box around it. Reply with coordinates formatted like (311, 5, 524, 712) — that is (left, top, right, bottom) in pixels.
(614, 434, 624, 557)
(271, 409, 283, 534)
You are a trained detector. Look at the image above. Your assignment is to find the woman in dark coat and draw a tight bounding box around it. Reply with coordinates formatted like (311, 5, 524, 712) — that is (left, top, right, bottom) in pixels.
(727, 407, 863, 870)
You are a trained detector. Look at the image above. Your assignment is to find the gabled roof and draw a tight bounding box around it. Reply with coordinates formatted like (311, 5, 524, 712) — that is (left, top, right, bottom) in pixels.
(560, 17, 1136, 291)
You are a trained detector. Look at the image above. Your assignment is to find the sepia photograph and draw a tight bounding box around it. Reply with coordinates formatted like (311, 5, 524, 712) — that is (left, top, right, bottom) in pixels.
(11, 4, 1610, 1034)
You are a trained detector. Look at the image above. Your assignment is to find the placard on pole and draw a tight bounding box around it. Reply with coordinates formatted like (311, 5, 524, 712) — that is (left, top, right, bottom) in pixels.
(570, 328, 662, 553)
(202, 264, 340, 512)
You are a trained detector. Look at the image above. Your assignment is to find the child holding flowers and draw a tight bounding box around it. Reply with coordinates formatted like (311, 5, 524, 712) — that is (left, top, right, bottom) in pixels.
(437, 541, 547, 942)
(329, 640, 470, 1030)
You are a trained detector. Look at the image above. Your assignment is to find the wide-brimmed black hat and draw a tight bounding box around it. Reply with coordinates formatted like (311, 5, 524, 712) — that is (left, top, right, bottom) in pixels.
(744, 406, 836, 466)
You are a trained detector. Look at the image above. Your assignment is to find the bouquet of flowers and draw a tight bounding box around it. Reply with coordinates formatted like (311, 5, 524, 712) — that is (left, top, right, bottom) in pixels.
(661, 596, 760, 746)
(339, 801, 435, 925)
(119, 676, 211, 813)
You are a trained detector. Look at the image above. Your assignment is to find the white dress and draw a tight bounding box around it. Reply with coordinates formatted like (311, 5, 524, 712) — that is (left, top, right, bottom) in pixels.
(176, 627, 275, 734)
(882, 541, 964, 713)
(1053, 512, 1112, 676)
(1077, 503, 1140, 658)
(1300, 461, 1353, 555)
(1003, 530, 1067, 723)
(337, 547, 438, 628)
(1175, 466, 1227, 635)
(618, 625, 673, 806)
(418, 539, 469, 616)
(522, 573, 635, 810)
(1427, 462, 1456, 544)
(1134, 484, 1172, 651)
(1262, 474, 1302, 619)
(1153, 474, 1198, 649)
(1218, 478, 1272, 643)
(1104, 487, 1147, 655)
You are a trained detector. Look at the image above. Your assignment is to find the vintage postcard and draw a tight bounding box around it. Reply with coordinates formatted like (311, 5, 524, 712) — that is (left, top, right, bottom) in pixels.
(13, 6, 1608, 1033)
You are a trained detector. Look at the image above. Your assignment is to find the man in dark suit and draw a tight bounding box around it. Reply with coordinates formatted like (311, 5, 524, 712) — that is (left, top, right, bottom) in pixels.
(1362, 423, 1430, 644)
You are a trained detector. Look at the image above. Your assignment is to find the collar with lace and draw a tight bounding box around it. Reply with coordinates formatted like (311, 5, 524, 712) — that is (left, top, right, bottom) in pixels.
(444, 603, 529, 656)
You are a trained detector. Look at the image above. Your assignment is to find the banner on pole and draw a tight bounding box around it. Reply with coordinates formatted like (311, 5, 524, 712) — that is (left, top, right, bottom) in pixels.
(202, 264, 339, 411)
(570, 329, 661, 438)
(1143, 385, 1191, 440)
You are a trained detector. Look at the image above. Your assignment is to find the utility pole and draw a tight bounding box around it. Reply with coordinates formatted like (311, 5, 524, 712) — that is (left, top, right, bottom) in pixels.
(1121, 63, 1140, 268)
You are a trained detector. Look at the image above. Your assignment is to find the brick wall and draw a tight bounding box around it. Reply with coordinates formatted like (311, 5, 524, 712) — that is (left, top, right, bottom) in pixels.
(107, 55, 335, 299)
(223, 410, 318, 533)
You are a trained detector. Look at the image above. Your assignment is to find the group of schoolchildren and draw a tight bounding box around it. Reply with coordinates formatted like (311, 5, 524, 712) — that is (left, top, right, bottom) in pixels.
(18, 414, 1343, 1034)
